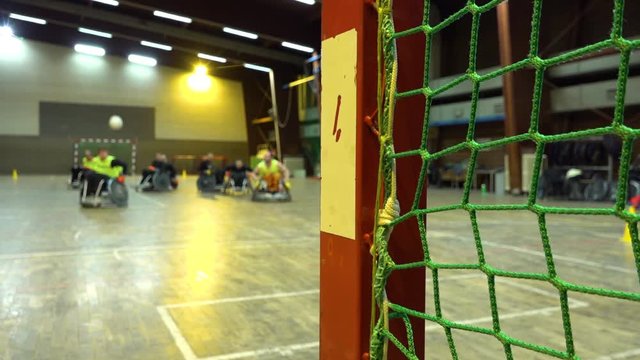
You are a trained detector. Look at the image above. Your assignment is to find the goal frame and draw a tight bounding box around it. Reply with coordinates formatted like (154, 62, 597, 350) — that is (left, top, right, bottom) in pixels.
(320, 1, 426, 359)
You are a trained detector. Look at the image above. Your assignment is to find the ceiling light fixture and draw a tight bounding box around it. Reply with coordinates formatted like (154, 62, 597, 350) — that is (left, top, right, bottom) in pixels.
(92, 0, 119, 6)
(74, 44, 106, 57)
(223, 27, 258, 40)
(243, 63, 271, 73)
(9, 13, 47, 25)
(141, 40, 172, 51)
(197, 53, 227, 63)
(128, 54, 157, 67)
(188, 65, 211, 91)
(281, 41, 314, 53)
(153, 10, 192, 24)
(78, 27, 112, 38)
(0, 26, 15, 38)
(294, 0, 316, 4)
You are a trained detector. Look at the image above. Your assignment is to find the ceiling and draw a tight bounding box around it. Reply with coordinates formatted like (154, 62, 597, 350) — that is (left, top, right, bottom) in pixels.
(0, 0, 321, 76)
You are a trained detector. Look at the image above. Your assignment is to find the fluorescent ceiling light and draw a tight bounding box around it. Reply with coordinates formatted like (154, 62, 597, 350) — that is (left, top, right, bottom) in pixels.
(128, 54, 157, 67)
(223, 27, 258, 40)
(281, 41, 314, 53)
(0, 26, 14, 38)
(295, 0, 316, 4)
(243, 63, 271, 73)
(9, 13, 47, 25)
(197, 53, 227, 63)
(92, 0, 119, 6)
(141, 40, 172, 51)
(74, 44, 105, 57)
(153, 10, 192, 24)
(78, 27, 112, 38)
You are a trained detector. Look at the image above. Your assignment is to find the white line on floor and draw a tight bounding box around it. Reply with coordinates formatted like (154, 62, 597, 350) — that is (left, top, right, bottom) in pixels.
(482, 240, 635, 274)
(425, 303, 589, 332)
(157, 290, 319, 360)
(0, 238, 315, 261)
(432, 230, 635, 274)
(596, 348, 640, 359)
(427, 273, 484, 283)
(425, 274, 589, 332)
(86, 282, 98, 306)
(156, 307, 198, 360)
(202, 342, 319, 360)
(162, 289, 319, 309)
(130, 191, 167, 208)
(497, 278, 588, 306)
(429, 274, 589, 306)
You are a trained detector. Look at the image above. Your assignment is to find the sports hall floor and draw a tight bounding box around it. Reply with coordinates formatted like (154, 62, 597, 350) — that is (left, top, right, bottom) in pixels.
(0, 176, 638, 359)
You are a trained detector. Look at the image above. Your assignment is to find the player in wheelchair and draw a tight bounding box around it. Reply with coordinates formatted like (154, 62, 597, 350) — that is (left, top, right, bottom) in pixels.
(250, 152, 291, 202)
(197, 153, 224, 193)
(79, 148, 128, 208)
(222, 160, 252, 195)
(68, 150, 93, 189)
(136, 153, 178, 192)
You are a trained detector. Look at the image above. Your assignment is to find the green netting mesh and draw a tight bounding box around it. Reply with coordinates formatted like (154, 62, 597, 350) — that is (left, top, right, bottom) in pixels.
(370, 0, 640, 359)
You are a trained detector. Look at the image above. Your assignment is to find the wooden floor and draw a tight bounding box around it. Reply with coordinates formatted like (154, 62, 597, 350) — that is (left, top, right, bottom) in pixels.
(0, 177, 638, 359)
(0, 176, 319, 360)
(421, 190, 640, 359)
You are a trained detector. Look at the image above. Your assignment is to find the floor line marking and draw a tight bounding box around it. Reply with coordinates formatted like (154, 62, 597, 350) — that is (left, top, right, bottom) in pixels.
(425, 273, 589, 332)
(428, 274, 589, 307)
(130, 191, 167, 208)
(482, 240, 635, 274)
(161, 289, 319, 309)
(425, 303, 589, 332)
(202, 342, 319, 360)
(596, 348, 640, 360)
(0, 238, 316, 261)
(157, 290, 319, 360)
(156, 307, 198, 360)
(427, 273, 484, 283)
(497, 278, 588, 307)
(431, 230, 635, 274)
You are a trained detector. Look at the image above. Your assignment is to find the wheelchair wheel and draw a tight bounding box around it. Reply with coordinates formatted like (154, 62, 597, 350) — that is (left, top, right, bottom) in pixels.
(628, 180, 640, 201)
(152, 171, 172, 191)
(584, 176, 609, 202)
(109, 180, 128, 207)
(79, 180, 101, 208)
(197, 174, 217, 193)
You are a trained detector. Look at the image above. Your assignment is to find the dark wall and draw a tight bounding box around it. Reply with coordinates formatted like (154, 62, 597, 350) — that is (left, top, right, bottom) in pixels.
(40, 102, 155, 139)
(0, 102, 249, 174)
(0, 136, 247, 175)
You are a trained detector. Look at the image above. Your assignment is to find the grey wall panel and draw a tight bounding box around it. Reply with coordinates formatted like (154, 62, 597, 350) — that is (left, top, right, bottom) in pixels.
(39, 102, 155, 140)
(0, 136, 248, 175)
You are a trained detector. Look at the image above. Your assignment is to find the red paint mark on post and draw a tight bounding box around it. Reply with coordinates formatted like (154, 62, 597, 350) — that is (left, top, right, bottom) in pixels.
(333, 95, 342, 142)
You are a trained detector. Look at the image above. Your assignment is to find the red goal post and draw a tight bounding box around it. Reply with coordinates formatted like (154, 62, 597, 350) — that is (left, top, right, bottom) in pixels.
(320, 1, 426, 359)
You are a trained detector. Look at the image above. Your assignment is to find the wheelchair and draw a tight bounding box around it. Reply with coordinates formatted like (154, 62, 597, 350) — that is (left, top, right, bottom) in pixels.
(136, 168, 176, 192)
(223, 174, 252, 196)
(80, 175, 128, 208)
(197, 169, 225, 193)
(68, 167, 85, 189)
(251, 177, 291, 202)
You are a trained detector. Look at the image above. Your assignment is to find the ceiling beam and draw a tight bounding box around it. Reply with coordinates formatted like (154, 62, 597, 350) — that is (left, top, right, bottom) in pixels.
(7, 0, 305, 65)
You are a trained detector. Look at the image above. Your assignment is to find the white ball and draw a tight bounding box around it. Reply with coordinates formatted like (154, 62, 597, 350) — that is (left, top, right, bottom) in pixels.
(109, 115, 123, 130)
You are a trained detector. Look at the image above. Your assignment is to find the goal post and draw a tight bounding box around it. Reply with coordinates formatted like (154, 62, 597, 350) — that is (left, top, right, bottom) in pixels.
(319, 1, 426, 359)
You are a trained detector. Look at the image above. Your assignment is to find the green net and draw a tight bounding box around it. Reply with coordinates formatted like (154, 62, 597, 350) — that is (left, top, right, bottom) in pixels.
(370, 0, 640, 359)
